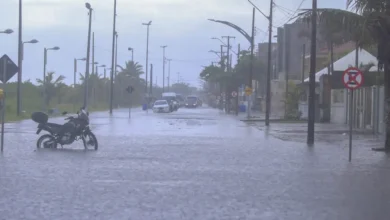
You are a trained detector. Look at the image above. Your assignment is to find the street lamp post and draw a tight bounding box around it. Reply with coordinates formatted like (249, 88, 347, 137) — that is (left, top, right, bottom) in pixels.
(74, 58, 86, 87)
(128, 47, 134, 62)
(161, 45, 167, 92)
(93, 62, 99, 75)
(85, 2, 93, 110)
(307, 0, 317, 145)
(142, 21, 152, 95)
(17, 39, 38, 115)
(167, 58, 172, 91)
(109, 0, 117, 114)
(17, 0, 23, 116)
(43, 46, 60, 112)
(211, 37, 237, 55)
(115, 32, 118, 78)
(97, 64, 106, 76)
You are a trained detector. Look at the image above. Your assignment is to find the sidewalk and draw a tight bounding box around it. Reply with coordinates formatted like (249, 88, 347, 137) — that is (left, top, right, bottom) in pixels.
(245, 120, 383, 148)
(237, 111, 283, 121)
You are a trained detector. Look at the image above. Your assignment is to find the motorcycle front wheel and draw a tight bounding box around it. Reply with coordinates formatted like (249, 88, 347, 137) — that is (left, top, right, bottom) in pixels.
(82, 131, 98, 151)
(37, 134, 57, 149)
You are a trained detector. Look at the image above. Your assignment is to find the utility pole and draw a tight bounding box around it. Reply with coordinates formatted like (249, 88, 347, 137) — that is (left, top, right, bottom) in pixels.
(307, 0, 317, 145)
(84, 3, 93, 110)
(265, 0, 273, 126)
(150, 64, 153, 96)
(16, 0, 22, 116)
(222, 36, 235, 114)
(115, 32, 118, 78)
(92, 32, 95, 74)
(167, 59, 172, 91)
(248, 0, 273, 124)
(142, 21, 152, 95)
(109, 0, 117, 114)
(302, 44, 306, 83)
(74, 59, 77, 87)
(161, 45, 167, 92)
(248, 7, 255, 118)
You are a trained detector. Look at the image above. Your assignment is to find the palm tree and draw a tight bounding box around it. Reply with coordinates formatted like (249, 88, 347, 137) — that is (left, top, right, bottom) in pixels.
(36, 71, 65, 106)
(297, 1, 389, 149)
(117, 61, 144, 79)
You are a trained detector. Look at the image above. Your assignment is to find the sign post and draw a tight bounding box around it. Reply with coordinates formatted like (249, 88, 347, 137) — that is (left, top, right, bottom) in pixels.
(1, 58, 6, 152)
(0, 55, 19, 152)
(342, 67, 364, 162)
(126, 86, 134, 118)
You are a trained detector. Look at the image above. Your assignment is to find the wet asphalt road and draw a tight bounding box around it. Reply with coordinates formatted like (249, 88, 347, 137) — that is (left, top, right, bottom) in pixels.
(1, 107, 390, 220)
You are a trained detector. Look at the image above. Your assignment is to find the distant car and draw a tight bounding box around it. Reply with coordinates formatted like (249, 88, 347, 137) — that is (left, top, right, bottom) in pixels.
(162, 92, 179, 111)
(197, 99, 203, 107)
(176, 94, 185, 108)
(153, 100, 170, 113)
(185, 96, 199, 108)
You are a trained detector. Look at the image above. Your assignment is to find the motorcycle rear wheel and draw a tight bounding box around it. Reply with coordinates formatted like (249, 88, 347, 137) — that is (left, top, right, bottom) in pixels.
(82, 131, 98, 151)
(37, 134, 57, 149)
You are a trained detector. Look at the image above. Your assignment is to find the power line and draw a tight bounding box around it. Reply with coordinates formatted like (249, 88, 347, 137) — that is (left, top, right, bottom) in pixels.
(273, 0, 306, 28)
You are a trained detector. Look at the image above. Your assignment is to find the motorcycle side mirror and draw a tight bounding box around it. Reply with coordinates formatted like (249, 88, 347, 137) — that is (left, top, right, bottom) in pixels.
(62, 111, 67, 115)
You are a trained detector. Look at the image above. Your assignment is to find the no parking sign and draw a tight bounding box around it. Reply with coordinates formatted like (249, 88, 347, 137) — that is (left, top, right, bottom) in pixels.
(343, 67, 363, 90)
(343, 67, 364, 162)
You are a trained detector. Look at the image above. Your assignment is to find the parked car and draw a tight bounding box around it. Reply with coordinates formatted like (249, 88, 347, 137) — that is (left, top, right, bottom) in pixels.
(162, 92, 179, 111)
(153, 100, 171, 113)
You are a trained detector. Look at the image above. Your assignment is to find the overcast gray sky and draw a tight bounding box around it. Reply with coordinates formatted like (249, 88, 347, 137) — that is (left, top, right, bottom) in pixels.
(0, 0, 345, 87)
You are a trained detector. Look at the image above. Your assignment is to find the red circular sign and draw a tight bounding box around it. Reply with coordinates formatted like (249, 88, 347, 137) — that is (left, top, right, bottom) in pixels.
(342, 67, 364, 90)
(231, 91, 237, 97)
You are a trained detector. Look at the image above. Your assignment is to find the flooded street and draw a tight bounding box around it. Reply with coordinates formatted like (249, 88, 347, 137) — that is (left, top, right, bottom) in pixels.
(1, 107, 390, 220)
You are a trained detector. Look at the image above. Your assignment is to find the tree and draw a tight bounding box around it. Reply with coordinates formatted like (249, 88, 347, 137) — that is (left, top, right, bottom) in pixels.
(117, 61, 144, 79)
(297, 1, 390, 149)
(170, 82, 197, 96)
(36, 71, 65, 106)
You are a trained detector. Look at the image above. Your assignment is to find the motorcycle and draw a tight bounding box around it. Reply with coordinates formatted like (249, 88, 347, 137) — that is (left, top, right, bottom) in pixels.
(31, 107, 98, 150)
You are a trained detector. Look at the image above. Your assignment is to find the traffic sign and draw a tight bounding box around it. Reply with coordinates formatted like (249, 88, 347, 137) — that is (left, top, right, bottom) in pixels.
(343, 67, 363, 90)
(245, 87, 252, 96)
(343, 67, 364, 162)
(126, 85, 134, 94)
(231, 91, 237, 97)
(0, 55, 18, 83)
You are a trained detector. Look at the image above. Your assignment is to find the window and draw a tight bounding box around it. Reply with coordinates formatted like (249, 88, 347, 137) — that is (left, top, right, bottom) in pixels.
(332, 89, 344, 103)
(155, 100, 168, 105)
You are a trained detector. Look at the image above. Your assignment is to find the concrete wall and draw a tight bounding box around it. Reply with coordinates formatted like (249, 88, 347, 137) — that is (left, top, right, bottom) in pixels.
(330, 104, 345, 124)
(277, 23, 308, 81)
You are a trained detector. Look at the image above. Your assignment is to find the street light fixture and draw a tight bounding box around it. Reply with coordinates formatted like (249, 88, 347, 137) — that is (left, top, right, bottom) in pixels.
(16, 38, 39, 115)
(43, 46, 60, 111)
(22, 39, 39, 60)
(98, 64, 106, 78)
(128, 47, 134, 62)
(0, 29, 13, 34)
(74, 58, 86, 87)
(211, 37, 237, 55)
